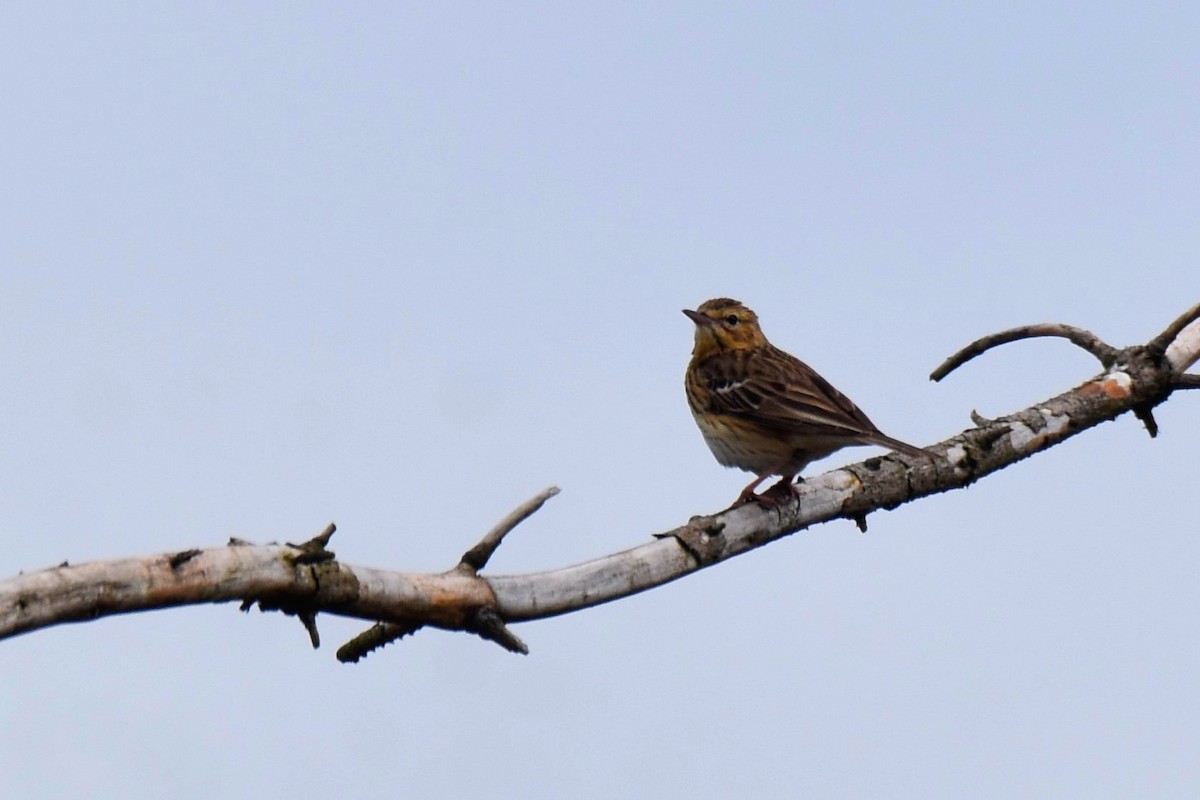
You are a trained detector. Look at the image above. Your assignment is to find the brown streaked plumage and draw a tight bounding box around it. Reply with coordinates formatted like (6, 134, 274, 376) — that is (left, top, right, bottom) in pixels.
(684, 298, 924, 507)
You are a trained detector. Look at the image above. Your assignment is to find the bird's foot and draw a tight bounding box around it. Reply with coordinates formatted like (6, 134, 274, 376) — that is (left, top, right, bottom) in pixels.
(733, 486, 765, 507)
(739, 477, 801, 509)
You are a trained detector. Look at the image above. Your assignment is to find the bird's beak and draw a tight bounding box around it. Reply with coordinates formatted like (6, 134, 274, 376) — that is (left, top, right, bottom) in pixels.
(683, 309, 712, 327)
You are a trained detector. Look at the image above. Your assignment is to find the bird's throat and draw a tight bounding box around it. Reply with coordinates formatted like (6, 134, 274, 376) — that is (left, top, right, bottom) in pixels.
(691, 329, 724, 359)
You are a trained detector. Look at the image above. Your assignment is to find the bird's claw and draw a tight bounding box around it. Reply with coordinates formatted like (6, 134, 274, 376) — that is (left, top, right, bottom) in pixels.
(742, 478, 800, 509)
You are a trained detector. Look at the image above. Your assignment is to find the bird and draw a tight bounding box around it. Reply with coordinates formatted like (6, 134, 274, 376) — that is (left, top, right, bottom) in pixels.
(684, 297, 924, 507)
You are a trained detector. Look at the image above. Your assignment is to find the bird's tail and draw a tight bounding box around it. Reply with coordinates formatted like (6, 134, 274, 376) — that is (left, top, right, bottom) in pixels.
(866, 433, 927, 460)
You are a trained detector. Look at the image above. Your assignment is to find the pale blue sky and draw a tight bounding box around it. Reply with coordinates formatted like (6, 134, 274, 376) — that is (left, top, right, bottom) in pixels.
(2, 4, 1199, 798)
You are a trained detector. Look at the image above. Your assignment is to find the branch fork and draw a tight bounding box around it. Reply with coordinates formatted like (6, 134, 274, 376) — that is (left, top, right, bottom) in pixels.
(337, 486, 559, 662)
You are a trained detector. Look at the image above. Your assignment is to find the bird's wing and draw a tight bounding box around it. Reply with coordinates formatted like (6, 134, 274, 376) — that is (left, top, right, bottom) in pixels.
(698, 348, 880, 438)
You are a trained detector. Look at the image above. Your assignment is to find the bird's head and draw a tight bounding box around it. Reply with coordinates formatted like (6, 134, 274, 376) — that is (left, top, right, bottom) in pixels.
(683, 298, 768, 357)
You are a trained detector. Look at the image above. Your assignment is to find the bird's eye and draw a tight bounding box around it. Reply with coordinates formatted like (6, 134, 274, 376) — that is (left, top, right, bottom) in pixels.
(725, 314, 739, 326)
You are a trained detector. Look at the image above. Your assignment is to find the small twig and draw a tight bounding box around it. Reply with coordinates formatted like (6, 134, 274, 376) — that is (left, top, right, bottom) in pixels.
(1147, 301, 1200, 357)
(459, 486, 560, 572)
(975, 424, 1012, 451)
(1174, 374, 1200, 390)
(1133, 406, 1159, 438)
(297, 610, 320, 648)
(246, 597, 326, 647)
(931, 323, 1119, 381)
(469, 607, 528, 655)
(248, 524, 341, 648)
(338, 489, 557, 660)
(168, 549, 202, 569)
(1166, 318, 1200, 374)
(337, 621, 422, 663)
(287, 523, 337, 564)
(969, 410, 994, 427)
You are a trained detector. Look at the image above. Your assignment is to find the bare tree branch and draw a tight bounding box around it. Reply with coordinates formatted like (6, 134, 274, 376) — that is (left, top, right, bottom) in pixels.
(337, 621, 420, 663)
(1164, 316, 1200, 374)
(930, 322, 1120, 381)
(1148, 300, 1200, 360)
(459, 486, 560, 572)
(335, 487, 559, 661)
(2, 302, 1197, 661)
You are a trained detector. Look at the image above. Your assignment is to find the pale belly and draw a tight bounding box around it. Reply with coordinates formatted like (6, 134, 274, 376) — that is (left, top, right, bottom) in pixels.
(691, 411, 844, 476)
(692, 412, 792, 473)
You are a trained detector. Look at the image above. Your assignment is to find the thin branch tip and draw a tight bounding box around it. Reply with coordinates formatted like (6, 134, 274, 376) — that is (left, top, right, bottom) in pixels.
(969, 410, 994, 427)
(337, 621, 422, 663)
(470, 607, 528, 655)
(287, 523, 338, 563)
(1148, 301, 1200, 356)
(168, 549, 202, 569)
(1133, 405, 1159, 438)
(459, 486, 561, 572)
(298, 610, 320, 649)
(932, 322, 1118, 381)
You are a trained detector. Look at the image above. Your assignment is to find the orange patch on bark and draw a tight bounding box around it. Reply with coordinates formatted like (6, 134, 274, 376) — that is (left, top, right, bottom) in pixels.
(1100, 376, 1132, 399)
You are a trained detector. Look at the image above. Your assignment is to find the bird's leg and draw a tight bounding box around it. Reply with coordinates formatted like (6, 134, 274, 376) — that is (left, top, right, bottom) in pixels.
(734, 473, 773, 506)
(734, 474, 800, 509)
(757, 474, 799, 507)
